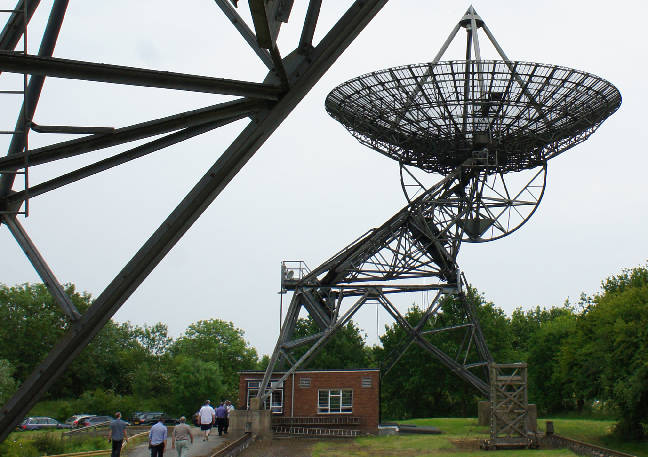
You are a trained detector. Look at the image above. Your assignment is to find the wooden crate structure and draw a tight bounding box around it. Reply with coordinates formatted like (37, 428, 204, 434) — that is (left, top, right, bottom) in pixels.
(486, 363, 532, 449)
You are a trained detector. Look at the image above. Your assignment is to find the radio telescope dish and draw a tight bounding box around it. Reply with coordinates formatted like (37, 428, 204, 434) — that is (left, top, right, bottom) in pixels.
(326, 61, 621, 175)
(325, 6, 621, 242)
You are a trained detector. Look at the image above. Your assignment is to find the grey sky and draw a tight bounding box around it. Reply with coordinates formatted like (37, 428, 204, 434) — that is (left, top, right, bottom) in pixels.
(1, 1, 645, 356)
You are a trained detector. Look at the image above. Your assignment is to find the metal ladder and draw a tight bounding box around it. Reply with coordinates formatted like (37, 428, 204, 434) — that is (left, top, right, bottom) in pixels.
(0, 0, 30, 216)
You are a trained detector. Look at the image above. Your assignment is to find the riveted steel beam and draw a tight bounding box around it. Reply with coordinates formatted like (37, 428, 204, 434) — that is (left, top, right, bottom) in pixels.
(0, 99, 268, 171)
(213, 0, 274, 69)
(0, 0, 41, 51)
(7, 116, 248, 204)
(2, 215, 80, 321)
(0, 53, 284, 99)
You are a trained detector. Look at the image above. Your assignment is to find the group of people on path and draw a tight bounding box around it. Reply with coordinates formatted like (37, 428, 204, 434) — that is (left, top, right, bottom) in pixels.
(197, 399, 234, 441)
(106, 399, 234, 457)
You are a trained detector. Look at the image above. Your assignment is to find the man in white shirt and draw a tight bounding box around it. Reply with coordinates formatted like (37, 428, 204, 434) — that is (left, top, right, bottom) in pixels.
(198, 400, 215, 441)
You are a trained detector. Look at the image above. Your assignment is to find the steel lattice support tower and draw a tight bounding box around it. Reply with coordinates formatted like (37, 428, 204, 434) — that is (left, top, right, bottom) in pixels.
(0, 0, 390, 442)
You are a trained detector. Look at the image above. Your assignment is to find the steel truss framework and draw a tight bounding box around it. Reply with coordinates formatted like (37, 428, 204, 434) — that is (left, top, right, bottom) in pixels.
(0, 0, 390, 442)
(258, 165, 497, 401)
(259, 6, 620, 446)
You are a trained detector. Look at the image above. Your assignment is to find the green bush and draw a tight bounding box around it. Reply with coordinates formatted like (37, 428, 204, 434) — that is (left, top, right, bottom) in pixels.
(33, 432, 65, 454)
(26, 391, 167, 423)
(28, 399, 75, 421)
(0, 432, 65, 457)
(65, 435, 110, 453)
(0, 438, 39, 457)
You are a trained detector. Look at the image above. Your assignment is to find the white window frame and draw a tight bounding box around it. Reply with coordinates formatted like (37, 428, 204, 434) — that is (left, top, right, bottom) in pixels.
(317, 389, 353, 414)
(246, 379, 283, 414)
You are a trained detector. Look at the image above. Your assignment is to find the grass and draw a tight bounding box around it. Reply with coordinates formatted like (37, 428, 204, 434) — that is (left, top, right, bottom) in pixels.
(538, 418, 648, 457)
(0, 429, 111, 457)
(312, 417, 648, 457)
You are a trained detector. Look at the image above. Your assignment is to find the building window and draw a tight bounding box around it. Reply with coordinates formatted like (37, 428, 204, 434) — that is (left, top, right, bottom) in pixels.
(318, 389, 352, 414)
(361, 377, 372, 388)
(299, 377, 311, 388)
(247, 380, 283, 414)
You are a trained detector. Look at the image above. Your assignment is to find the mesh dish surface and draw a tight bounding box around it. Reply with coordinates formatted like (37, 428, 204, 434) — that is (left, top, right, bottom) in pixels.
(326, 60, 621, 174)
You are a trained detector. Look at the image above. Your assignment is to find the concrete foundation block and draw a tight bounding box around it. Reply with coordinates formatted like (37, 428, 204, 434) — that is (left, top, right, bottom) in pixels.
(527, 404, 537, 433)
(228, 409, 272, 438)
(478, 401, 490, 426)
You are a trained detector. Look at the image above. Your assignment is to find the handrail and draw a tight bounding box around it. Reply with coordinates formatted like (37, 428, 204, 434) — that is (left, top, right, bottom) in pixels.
(62, 421, 110, 436)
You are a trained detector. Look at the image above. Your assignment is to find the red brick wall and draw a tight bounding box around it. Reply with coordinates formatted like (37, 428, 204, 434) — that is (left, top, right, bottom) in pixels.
(238, 370, 379, 433)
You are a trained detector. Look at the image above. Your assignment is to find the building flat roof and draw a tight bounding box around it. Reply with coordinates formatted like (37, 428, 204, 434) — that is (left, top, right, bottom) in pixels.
(239, 368, 379, 374)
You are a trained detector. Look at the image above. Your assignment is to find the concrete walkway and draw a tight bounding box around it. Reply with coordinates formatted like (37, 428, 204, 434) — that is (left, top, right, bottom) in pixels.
(125, 426, 230, 457)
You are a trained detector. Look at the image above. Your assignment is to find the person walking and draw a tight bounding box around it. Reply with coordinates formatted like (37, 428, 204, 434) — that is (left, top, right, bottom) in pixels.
(224, 400, 234, 434)
(108, 411, 129, 457)
(148, 418, 167, 457)
(198, 399, 215, 441)
(215, 402, 227, 436)
(171, 416, 193, 457)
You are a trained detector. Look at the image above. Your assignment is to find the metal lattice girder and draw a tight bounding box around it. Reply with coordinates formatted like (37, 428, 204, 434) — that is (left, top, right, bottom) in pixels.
(259, 166, 500, 399)
(259, 279, 493, 401)
(294, 158, 543, 287)
(6, 116, 251, 206)
(0, 0, 389, 442)
(301, 167, 465, 289)
(488, 363, 530, 446)
(0, 53, 284, 98)
(0, 0, 41, 52)
(0, 99, 268, 171)
(3, 216, 80, 320)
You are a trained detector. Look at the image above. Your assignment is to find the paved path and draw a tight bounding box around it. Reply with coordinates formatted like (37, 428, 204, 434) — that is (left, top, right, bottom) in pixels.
(125, 426, 231, 457)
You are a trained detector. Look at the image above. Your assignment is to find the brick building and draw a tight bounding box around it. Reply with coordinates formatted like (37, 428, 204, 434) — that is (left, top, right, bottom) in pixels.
(238, 369, 379, 435)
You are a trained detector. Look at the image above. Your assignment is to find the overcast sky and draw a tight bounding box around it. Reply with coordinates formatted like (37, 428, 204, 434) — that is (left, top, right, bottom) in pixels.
(1, 0, 646, 356)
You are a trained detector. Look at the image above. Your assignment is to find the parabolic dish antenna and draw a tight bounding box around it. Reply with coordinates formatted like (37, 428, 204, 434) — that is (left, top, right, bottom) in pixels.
(326, 6, 621, 242)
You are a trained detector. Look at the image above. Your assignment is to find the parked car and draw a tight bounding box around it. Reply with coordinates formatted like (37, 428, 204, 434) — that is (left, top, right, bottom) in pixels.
(65, 414, 95, 427)
(71, 415, 98, 428)
(17, 417, 71, 431)
(78, 415, 112, 427)
(131, 411, 162, 425)
(131, 412, 176, 425)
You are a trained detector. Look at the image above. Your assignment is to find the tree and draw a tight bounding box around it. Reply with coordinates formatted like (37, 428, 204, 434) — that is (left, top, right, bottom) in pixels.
(52, 320, 147, 398)
(166, 356, 226, 416)
(527, 313, 576, 414)
(288, 317, 372, 370)
(0, 359, 17, 404)
(0, 283, 92, 383)
(378, 288, 513, 419)
(510, 304, 573, 360)
(0, 282, 161, 398)
(558, 266, 648, 439)
(134, 323, 172, 357)
(172, 319, 258, 398)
